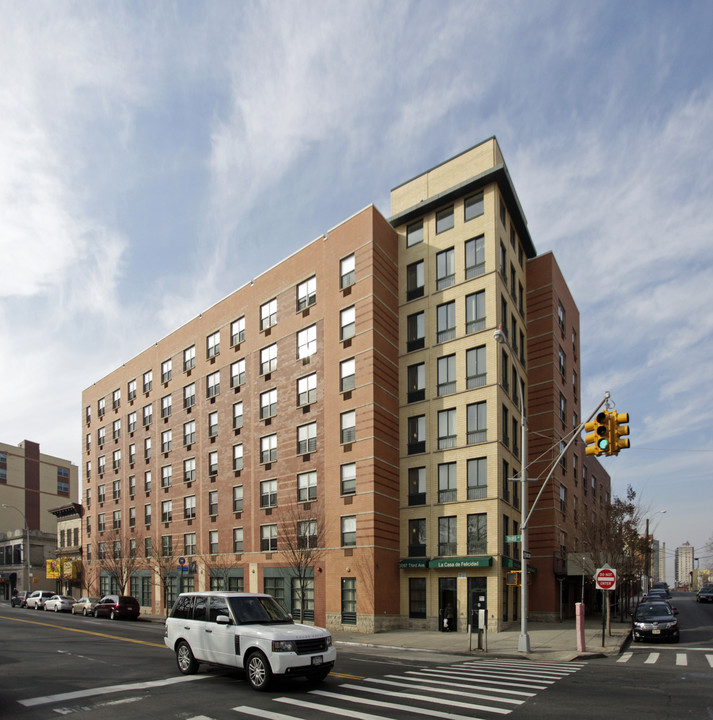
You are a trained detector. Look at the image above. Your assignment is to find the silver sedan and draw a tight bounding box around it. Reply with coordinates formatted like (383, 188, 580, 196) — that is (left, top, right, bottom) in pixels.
(44, 595, 77, 612)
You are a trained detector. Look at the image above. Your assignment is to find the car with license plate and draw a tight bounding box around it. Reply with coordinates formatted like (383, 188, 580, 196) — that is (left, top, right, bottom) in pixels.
(697, 584, 713, 603)
(11, 590, 29, 608)
(632, 600, 679, 643)
(93, 595, 141, 620)
(164, 592, 336, 690)
(72, 596, 101, 616)
(25, 590, 56, 609)
(44, 595, 77, 612)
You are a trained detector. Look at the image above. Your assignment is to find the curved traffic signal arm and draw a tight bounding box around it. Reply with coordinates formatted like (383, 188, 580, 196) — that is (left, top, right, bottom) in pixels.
(584, 412, 610, 456)
(609, 411, 630, 455)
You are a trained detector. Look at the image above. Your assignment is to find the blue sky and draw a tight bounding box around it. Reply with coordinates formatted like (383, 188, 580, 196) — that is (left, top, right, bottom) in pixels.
(1, 0, 711, 581)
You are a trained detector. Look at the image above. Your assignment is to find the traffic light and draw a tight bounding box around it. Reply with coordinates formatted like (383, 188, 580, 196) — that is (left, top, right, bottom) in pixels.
(584, 412, 610, 455)
(608, 411, 630, 454)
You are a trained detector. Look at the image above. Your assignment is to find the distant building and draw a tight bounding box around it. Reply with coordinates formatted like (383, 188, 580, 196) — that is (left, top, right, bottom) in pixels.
(48, 503, 84, 597)
(675, 542, 694, 589)
(0, 440, 79, 597)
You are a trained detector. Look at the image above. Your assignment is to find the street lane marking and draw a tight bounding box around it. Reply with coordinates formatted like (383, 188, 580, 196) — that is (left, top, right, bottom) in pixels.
(406, 668, 548, 690)
(364, 677, 524, 705)
(617, 652, 633, 663)
(644, 653, 660, 664)
(234, 708, 304, 720)
(384, 673, 535, 697)
(19, 675, 209, 707)
(675, 653, 687, 666)
(0, 613, 167, 649)
(706, 655, 713, 668)
(329, 672, 365, 680)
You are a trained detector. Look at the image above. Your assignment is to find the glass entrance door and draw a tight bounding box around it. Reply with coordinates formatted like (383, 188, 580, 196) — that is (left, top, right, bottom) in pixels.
(439, 577, 457, 631)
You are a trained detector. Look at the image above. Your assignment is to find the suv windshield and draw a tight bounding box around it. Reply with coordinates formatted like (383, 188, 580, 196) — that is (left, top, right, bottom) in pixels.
(227, 595, 293, 625)
(636, 604, 673, 620)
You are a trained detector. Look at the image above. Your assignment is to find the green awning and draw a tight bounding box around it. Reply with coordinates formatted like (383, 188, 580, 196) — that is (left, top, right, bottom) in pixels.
(428, 556, 492, 569)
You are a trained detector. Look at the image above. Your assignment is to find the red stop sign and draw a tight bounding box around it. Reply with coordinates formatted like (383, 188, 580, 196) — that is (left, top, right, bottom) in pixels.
(596, 567, 617, 590)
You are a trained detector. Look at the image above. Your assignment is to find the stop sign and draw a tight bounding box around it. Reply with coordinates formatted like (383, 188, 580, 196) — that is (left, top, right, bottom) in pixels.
(595, 566, 617, 591)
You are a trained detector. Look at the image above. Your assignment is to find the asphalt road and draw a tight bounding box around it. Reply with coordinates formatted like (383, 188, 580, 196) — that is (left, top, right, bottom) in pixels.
(1, 594, 711, 720)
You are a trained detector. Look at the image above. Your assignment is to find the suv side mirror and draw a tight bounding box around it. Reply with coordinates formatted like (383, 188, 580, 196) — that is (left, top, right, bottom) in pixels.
(216, 614, 231, 625)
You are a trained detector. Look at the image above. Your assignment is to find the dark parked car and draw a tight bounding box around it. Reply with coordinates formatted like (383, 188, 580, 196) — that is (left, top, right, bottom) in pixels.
(697, 584, 713, 603)
(632, 601, 679, 643)
(11, 590, 29, 608)
(93, 595, 140, 620)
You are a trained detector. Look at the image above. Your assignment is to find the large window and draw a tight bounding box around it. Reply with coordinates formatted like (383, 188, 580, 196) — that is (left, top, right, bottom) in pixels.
(233, 485, 244, 513)
(184, 495, 196, 520)
(183, 420, 196, 446)
(260, 299, 277, 330)
(260, 389, 277, 420)
(437, 301, 456, 343)
(436, 206, 454, 234)
(231, 359, 246, 388)
(408, 519, 426, 557)
(260, 344, 277, 375)
(465, 235, 485, 278)
(437, 408, 457, 449)
(232, 444, 244, 472)
(467, 402, 487, 444)
(297, 276, 317, 310)
(466, 291, 486, 334)
(407, 362, 425, 403)
(297, 471, 317, 502)
(409, 578, 427, 619)
(437, 355, 456, 396)
(438, 462, 457, 503)
(183, 383, 196, 409)
(207, 371, 220, 398)
(341, 463, 356, 495)
(207, 331, 220, 359)
(297, 325, 317, 359)
(261, 524, 277, 552)
(340, 359, 355, 392)
(464, 191, 484, 221)
(406, 260, 424, 301)
(297, 373, 317, 406)
(340, 411, 356, 444)
(340, 306, 356, 341)
(467, 457, 487, 499)
(407, 415, 426, 454)
(231, 317, 245, 346)
(233, 527, 244, 553)
(466, 346, 486, 389)
(438, 516, 457, 556)
(436, 247, 455, 290)
(407, 311, 425, 352)
(183, 345, 196, 372)
(161, 359, 172, 384)
(340, 254, 355, 289)
(467, 513, 487, 555)
(260, 479, 277, 508)
(408, 466, 426, 505)
(406, 220, 423, 247)
(341, 516, 356, 547)
(297, 422, 317, 455)
(260, 434, 277, 464)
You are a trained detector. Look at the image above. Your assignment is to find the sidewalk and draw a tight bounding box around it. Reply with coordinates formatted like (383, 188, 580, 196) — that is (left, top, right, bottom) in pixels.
(332, 618, 631, 663)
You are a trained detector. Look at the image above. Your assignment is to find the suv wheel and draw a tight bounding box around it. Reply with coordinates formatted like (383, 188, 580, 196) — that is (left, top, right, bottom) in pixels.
(110, 610, 117, 620)
(246, 650, 272, 691)
(176, 641, 199, 675)
(83, 607, 89, 616)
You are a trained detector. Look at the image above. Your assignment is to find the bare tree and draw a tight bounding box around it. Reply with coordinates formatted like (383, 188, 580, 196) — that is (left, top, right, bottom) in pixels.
(151, 536, 180, 615)
(96, 528, 144, 595)
(203, 552, 239, 591)
(279, 500, 326, 622)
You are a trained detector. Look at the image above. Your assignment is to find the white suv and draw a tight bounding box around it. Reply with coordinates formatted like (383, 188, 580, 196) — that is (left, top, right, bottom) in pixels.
(164, 592, 336, 690)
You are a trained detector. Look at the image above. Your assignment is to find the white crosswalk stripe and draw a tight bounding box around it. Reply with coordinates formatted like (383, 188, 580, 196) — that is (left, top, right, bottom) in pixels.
(675, 653, 688, 666)
(614, 650, 713, 668)
(232, 658, 583, 720)
(707, 654, 713, 668)
(644, 653, 660, 664)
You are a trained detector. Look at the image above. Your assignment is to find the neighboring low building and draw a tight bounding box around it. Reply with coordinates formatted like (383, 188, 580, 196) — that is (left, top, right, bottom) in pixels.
(48, 503, 84, 597)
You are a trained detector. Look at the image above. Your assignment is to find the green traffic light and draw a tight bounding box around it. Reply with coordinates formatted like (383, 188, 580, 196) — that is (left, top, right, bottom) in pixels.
(597, 438, 609, 450)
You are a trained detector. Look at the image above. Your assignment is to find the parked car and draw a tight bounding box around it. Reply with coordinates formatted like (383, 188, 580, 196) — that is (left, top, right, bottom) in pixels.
(647, 587, 671, 598)
(44, 595, 77, 612)
(25, 590, 56, 609)
(72, 596, 101, 616)
(164, 592, 336, 690)
(697, 584, 713, 603)
(93, 595, 141, 620)
(632, 601, 680, 643)
(11, 590, 29, 608)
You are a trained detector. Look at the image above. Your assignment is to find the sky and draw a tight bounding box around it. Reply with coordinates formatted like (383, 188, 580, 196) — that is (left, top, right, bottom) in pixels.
(1, 0, 711, 583)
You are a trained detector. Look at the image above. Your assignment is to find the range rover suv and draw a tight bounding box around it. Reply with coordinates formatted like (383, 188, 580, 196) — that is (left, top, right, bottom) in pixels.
(164, 592, 336, 690)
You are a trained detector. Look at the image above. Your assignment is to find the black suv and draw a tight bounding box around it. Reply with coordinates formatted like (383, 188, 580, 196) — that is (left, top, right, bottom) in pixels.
(94, 595, 141, 620)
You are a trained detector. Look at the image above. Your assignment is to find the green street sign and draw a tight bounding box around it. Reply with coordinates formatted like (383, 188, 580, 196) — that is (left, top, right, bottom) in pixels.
(505, 534, 522, 543)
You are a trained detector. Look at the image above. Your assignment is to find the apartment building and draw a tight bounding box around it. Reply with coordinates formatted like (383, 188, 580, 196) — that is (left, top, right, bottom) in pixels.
(675, 542, 694, 589)
(0, 440, 79, 596)
(525, 253, 611, 620)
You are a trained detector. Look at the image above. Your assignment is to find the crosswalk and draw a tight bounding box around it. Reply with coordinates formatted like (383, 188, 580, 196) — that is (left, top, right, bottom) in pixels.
(617, 651, 713, 668)
(232, 658, 584, 720)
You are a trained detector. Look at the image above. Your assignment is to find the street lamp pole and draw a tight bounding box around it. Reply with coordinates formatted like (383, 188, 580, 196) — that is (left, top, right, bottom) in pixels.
(494, 327, 530, 652)
(2, 503, 31, 591)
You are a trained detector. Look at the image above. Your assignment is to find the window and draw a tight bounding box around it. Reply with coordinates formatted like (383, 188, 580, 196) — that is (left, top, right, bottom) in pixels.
(161, 535, 173, 557)
(466, 291, 485, 333)
(297, 325, 317, 358)
(340, 254, 355, 289)
(297, 373, 317, 406)
(110, 478, 120, 501)
(406, 219, 423, 247)
(260, 345, 277, 375)
(208, 411, 218, 438)
(407, 362, 425, 402)
(437, 355, 456, 396)
(85, 460, 91, 481)
(464, 191, 484, 222)
(499, 242, 507, 279)
(184, 345, 196, 372)
(340, 359, 355, 392)
(298, 521, 318, 550)
(340, 411, 356, 444)
(559, 393, 567, 423)
(207, 371, 220, 398)
(184, 457, 196, 483)
(85, 405, 91, 424)
(501, 349, 510, 394)
(438, 516, 457, 556)
(260, 434, 277, 464)
(297, 471, 317, 502)
(233, 444, 243, 472)
(161, 465, 172, 488)
(129, 474, 136, 495)
(436, 206, 454, 234)
(143, 404, 152, 427)
(438, 462, 457, 503)
(208, 451, 218, 476)
(112, 388, 121, 410)
(467, 513, 487, 555)
(144, 503, 152, 526)
(560, 485, 567, 515)
(208, 490, 218, 516)
(558, 347, 566, 378)
(128, 412, 137, 433)
(408, 466, 426, 505)
(184, 532, 196, 555)
(144, 470, 152, 493)
(260, 298, 277, 330)
(98, 426, 106, 445)
(129, 506, 136, 528)
(296, 276, 317, 310)
(340, 306, 355, 341)
(436, 301, 455, 343)
(466, 345, 486, 388)
(409, 578, 427, 619)
(143, 370, 153, 394)
(341, 463, 356, 495)
(161, 429, 172, 454)
(183, 420, 196, 446)
(260, 479, 277, 508)
(128, 379, 137, 402)
(467, 402, 487, 444)
(407, 415, 426, 454)
(183, 383, 196, 409)
(341, 516, 356, 547)
(406, 260, 424, 301)
(112, 419, 121, 440)
(111, 450, 121, 471)
(297, 422, 317, 455)
(341, 577, 356, 625)
(233, 527, 244, 553)
(161, 394, 172, 418)
(207, 331, 220, 359)
(438, 409, 457, 449)
(261, 524, 277, 552)
(233, 485, 243, 513)
(231, 317, 245, 346)
(407, 311, 425, 351)
(558, 302, 566, 333)
(436, 247, 455, 290)
(97, 512, 106, 532)
(233, 401, 244, 430)
(408, 518, 426, 557)
(467, 457, 487, 499)
(161, 500, 172, 523)
(161, 359, 172, 384)
(184, 495, 196, 520)
(231, 359, 246, 388)
(98, 455, 106, 475)
(98, 397, 106, 417)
